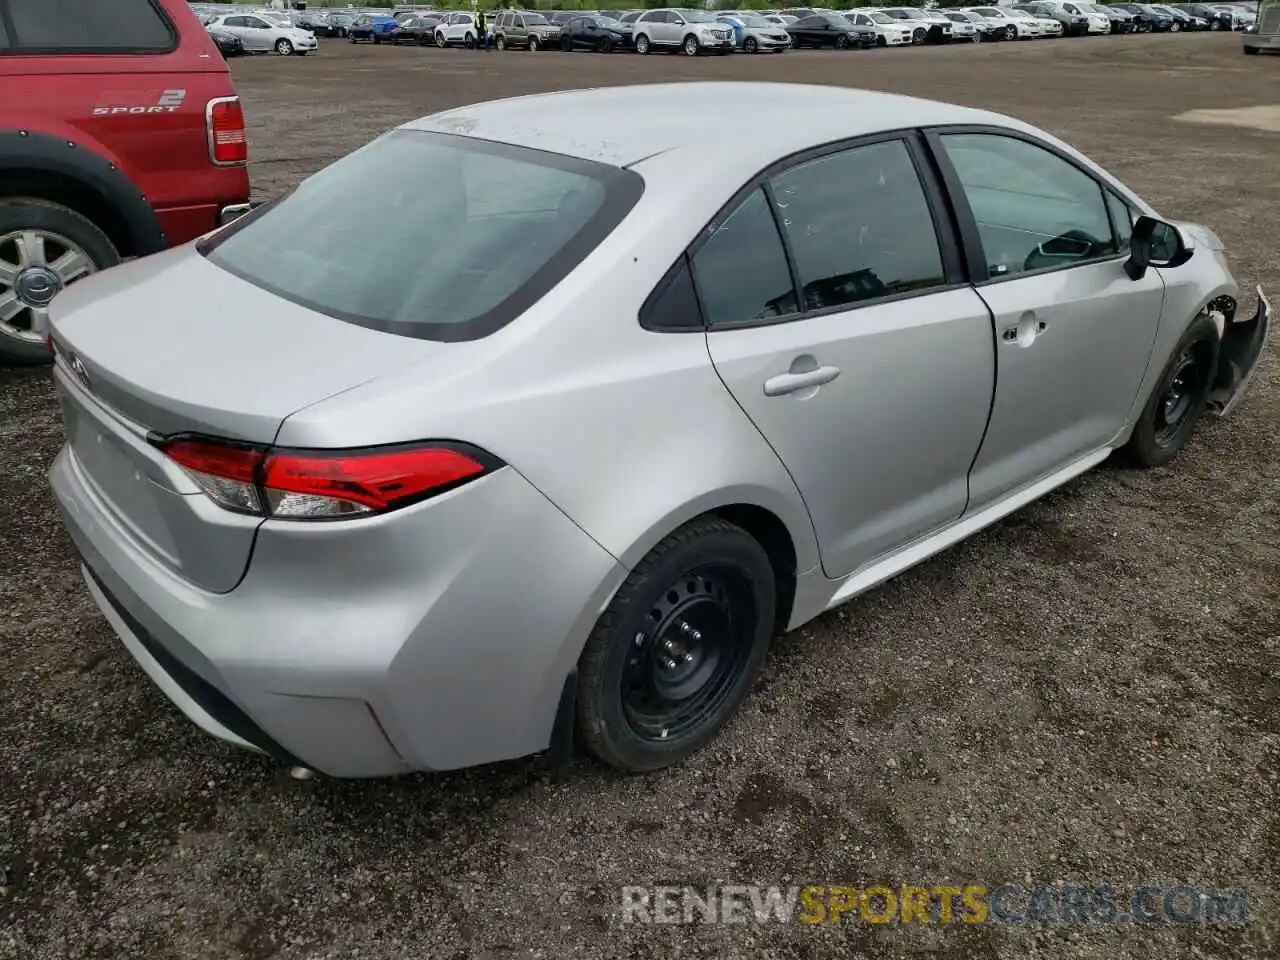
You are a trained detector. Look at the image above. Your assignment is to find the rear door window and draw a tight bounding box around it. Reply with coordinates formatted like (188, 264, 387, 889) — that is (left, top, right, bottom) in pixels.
(1, 0, 176, 52)
(768, 139, 947, 310)
(201, 130, 644, 343)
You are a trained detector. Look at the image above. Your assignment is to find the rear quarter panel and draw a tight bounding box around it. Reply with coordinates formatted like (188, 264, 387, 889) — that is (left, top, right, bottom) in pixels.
(273, 150, 823, 585)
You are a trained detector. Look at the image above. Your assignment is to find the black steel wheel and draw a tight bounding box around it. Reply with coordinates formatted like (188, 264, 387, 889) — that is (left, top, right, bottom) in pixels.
(577, 517, 776, 771)
(1122, 314, 1218, 468)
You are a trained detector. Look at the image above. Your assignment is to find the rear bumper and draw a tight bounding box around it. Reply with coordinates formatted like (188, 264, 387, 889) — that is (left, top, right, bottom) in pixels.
(51, 447, 627, 776)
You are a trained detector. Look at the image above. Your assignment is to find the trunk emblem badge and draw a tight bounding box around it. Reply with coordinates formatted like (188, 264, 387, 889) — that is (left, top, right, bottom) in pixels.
(69, 354, 91, 389)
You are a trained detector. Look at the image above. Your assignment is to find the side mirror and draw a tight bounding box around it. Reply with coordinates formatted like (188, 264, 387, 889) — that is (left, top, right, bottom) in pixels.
(1125, 215, 1193, 281)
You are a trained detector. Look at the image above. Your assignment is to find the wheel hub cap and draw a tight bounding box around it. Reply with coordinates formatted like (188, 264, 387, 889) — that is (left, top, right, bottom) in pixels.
(14, 265, 62, 307)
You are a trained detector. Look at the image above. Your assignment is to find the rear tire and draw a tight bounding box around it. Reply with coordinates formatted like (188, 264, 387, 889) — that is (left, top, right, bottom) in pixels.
(1120, 315, 1219, 468)
(0, 198, 119, 366)
(1004, 24, 1016, 39)
(576, 517, 776, 772)
(496, 35, 506, 50)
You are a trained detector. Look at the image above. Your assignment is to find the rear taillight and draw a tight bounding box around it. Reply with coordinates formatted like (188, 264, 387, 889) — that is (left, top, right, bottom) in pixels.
(156, 436, 498, 521)
(206, 96, 248, 166)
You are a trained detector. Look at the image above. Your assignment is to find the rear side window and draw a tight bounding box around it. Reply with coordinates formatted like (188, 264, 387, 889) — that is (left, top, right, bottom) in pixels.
(202, 130, 644, 344)
(0, 0, 176, 53)
(691, 188, 797, 326)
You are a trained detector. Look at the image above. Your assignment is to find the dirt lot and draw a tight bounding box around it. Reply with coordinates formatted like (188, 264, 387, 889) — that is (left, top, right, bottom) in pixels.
(2, 32, 1278, 960)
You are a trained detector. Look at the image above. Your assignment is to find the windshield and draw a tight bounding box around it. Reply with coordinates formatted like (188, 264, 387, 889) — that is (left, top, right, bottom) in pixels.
(896, 8, 928, 17)
(202, 131, 644, 343)
(736, 13, 772, 25)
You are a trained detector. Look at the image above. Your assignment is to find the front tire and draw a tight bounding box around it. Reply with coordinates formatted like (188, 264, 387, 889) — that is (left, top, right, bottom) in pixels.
(562, 34, 573, 51)
(835, 33, 849, 48)
(635, 32, 651, 54)
(496, 35, 506, 50)
(683, 33, 700, 55)
(1121, 315, 1219, 468)
(0, 199, 118, 366)
(745, 36, 759, 53)
(276, 38, 294, 55)
(576, 517, 776, 772)
(529, 35, 539, 50)
(1170, 20, 1182, 31)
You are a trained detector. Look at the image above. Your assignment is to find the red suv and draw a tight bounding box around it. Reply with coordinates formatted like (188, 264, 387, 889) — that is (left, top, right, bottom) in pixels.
(0, 0, 250, 365)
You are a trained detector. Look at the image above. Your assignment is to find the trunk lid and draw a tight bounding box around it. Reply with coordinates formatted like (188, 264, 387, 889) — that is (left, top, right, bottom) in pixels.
(49, 246, 440, 593)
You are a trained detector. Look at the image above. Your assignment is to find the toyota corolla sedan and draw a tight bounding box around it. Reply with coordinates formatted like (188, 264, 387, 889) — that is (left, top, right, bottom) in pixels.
(47, 84, 1269, 778)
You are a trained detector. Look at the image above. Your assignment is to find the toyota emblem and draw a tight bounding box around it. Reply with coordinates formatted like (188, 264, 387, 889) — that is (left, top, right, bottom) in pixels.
(69, 354, 91, 389)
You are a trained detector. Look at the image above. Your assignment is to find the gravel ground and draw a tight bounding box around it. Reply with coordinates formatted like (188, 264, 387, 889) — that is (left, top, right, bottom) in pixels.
(2, 32, 1278, 960)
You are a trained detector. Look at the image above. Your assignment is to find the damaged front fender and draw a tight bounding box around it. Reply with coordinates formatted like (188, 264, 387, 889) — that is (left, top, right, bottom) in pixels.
(1207, 285, 1271, 418)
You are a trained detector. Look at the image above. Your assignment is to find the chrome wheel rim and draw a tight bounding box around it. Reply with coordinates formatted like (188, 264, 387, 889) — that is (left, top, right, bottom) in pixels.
(0, 229, 96, 343)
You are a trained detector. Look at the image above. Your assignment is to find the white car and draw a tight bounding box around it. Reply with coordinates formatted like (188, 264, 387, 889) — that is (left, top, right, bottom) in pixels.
(1012, 7, 1064, 34)
(940, 12, 981, 39)
(206, 13, 319, 54)
(969, 6, 1043, 35)
(435, 12, 479, 47)
(877, 6, 955, 40)
(1057, 0, 1114, 31)
(847, 10, 915, 43)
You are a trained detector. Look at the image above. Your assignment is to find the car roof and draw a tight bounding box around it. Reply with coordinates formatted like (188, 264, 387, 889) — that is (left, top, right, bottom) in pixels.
(404, 82, 1009, 168)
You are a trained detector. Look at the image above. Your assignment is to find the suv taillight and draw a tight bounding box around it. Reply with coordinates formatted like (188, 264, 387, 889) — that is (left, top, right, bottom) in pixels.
(206, 96, 248, 166)
(155, 436, 500, 521)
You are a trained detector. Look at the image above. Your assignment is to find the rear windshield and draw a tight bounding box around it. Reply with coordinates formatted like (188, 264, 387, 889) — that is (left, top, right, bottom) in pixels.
(201, 130, 644, 343)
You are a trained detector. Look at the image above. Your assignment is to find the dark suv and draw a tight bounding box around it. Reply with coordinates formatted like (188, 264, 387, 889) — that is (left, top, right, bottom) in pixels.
(0, 0, 250, 365)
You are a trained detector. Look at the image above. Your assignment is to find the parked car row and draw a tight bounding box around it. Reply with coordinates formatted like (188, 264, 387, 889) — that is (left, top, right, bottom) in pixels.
(188, 2, 1262, 58)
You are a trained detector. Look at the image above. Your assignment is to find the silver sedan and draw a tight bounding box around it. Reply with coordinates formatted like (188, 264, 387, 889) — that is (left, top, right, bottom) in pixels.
(48, 83, 1269, 777)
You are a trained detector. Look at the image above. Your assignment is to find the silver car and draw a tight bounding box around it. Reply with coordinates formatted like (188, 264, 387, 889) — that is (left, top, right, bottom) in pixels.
(48, 83, 1269, 778)
(631, 8, 735, 53)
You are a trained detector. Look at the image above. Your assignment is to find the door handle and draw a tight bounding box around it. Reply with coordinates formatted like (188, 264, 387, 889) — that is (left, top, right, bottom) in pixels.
(763, 365, 841, 397)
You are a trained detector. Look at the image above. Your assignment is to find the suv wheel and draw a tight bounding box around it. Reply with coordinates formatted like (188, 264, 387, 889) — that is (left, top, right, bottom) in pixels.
(576, 517, 776, 772)
(683, 33, 700, 54)
(495, 34, 506, 49)
(529, 35, 540, 50)
(276, 38, 294, 55)
(0, 199, 118, 366)
(635, 32, 651, 53)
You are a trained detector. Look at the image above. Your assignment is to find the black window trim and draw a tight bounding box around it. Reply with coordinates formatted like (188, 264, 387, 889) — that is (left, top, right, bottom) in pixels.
(920, 123, 1134, 287)
(199, 129, 646, 345)
(650, 128, 969, 335)
(0, 0, 179, 56)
